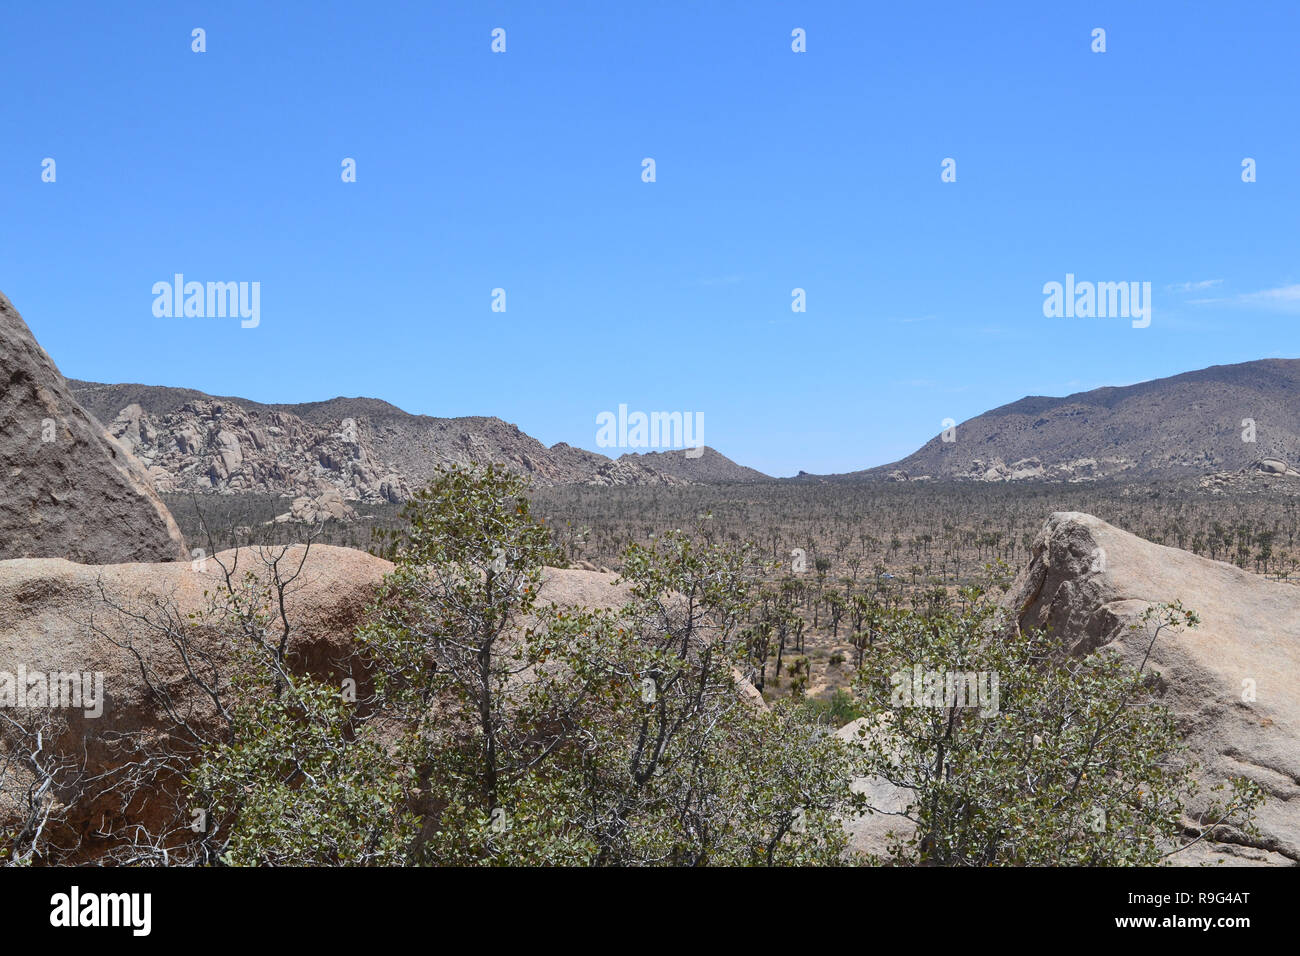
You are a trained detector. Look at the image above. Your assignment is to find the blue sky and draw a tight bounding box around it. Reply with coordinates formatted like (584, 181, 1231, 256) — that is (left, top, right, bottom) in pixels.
(3, 1, 1298, 476)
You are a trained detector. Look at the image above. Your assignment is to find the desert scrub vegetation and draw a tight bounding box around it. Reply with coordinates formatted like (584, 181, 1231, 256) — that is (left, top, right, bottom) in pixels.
(848, 593, 1264, 865)
(8, 470, 1262, 866)
(527, 477, 1300, 711)
(194, 465, 864, 865)
(533, 477, 1300, 585)
(169, 477, 1300, 589)
(189, 472, 1261, 866)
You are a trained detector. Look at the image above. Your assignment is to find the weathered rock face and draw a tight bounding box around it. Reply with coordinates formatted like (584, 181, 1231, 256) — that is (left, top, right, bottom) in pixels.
(107, 400, 411, 505)
(0, 293, 187, 563)
(1005, 512, 1300, 865)
(952, 455, 1127, 483)
(95, 397, 701, 501)
(71, 381, 770, 502)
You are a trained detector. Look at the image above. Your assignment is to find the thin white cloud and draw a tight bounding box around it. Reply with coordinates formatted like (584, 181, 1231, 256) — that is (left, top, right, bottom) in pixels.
(1190, 283, 1300, 311)
(1237, 284, 1300, 307)
(1166, 279, 1223, 293)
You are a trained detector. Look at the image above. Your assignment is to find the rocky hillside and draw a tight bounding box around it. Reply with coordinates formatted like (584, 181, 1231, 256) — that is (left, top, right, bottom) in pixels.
(69, 381, 770, 503)
(617, 446, 772, 483)
(820, 359, 1300, 483)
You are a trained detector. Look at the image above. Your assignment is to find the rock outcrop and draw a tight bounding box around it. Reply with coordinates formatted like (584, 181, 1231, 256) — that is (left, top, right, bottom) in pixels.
(0, 543, 390, 859)
(107, 400, 411, 504)
(270, 487, 359, 525)
(1004, 512, 1300, 865)
(1197, 457, 1300, 496)
(0, 293, 187, 563)
(837, 716, 916, 860)
(1253, 457, 1300, 477)
(70, 381, 770, 499)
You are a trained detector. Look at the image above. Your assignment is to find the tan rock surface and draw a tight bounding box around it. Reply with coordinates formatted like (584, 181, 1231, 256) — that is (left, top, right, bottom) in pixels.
(1005, 512, 1300, 865)
(0, 544, 391, 854)
(837, 716, 915, 861)
(0, 549, 679, 859)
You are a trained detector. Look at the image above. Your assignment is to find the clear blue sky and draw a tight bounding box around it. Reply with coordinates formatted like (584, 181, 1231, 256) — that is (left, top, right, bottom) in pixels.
(3, 1, 1298, 476)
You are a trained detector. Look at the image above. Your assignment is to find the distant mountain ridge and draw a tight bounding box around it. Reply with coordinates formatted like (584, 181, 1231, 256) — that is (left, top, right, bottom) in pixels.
(808, 358, 1300, 483)
(71, 358, 1300, 496)
(68, 380, 771, 503)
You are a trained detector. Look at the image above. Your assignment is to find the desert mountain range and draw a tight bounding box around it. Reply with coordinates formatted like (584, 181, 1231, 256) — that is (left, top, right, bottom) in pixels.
(70, 358, 1300, 503)
(811, 359, 1300, 484)
(68, 380, 770, 503)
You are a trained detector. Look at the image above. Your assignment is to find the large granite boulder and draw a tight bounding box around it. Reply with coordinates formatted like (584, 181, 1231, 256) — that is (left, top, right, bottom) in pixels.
(1005, 512, 1300, 865)
(0, 292, 187, 563)
(0, 546, 641, 862)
